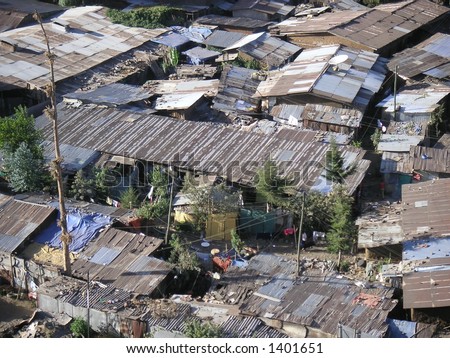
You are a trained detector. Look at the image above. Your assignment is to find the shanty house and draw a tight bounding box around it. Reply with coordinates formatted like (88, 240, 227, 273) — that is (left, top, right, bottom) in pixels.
(231, 0, 295, 22)
(71, 227, 172, 297)
(36, 103, 370, 196)
(211, 252, 398, 337)
(195, 14, 272, 34)
(0, 6, 167, 116)
(255, 45, 388, 113)
(376, 84, 450, 124)
(0, 195, 56, 285)
(269, 0, 449, 57)
(203, 30, 246, 49)
(222, 32, 301, 69)
(388, 33, 450, 81)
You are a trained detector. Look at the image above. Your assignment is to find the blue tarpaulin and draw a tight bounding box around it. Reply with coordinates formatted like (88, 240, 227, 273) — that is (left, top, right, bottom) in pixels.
(34, 210, 111, 253)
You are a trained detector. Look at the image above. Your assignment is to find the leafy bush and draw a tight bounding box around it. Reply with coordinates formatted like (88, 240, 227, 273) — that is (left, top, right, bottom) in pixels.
(184, 320, 222, 338)
(107, 6, 184, 29)
(70, 317, 90, 338)
(120, 187, 140, 209)
(136, 197, 169, 220)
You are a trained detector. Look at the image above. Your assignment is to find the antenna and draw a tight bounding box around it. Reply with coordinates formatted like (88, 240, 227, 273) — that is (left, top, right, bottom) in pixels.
(328, 54, 348, 66)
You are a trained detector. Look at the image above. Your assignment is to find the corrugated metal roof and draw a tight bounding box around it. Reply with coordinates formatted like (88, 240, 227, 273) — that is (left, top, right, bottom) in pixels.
(37, 103, 368, 194)
(377, 134, 423, 152)
(220, 315, 288, 338)
(330, 0, 449, 52)
(155, 92, 204, 110)
(218, 252, 397, 337)
(195, 14, 272, 31)
(256, 45, 387, 111)
(356, 200, 403, 249)
(0, 6, 166, 92)
(302, 104, 363, 128)
(64, 83, 151, 106)
(408, 146, 450, 174)
(377, 84, 450, 114)
(270, 10, 366, 34)
(203, 30, 246, 49)
(213, 65, 262, 114)
(142, 301, 192, 333)
(151, 32, 191, 48)
(183, 46, 220, 64)
(434, 133, 450, 150)
(72, 227, 168, 295)
(403, 237, 450, 261)
(388, 32, 450, 79)
(402, 179, 450, 240)
(145, 79, 219, 97)
(232, 0, 294, 16)
(227, 32, 301, 68)
(380, 151, 409, 174)
(0, 198, 55, 254)
(403, 259, 450, 309)
(42, 140, 100, 173)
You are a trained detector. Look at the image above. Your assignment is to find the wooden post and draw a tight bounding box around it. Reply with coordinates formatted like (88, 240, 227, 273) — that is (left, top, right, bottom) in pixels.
(296, 192, 305, 277)
(410, 308, 415, 321)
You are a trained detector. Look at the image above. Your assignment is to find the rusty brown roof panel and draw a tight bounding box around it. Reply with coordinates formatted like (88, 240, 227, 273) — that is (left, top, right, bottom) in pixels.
(408, 146, 450, 174)
(403, 264, 450, 309)
(402, 179, 450, 240)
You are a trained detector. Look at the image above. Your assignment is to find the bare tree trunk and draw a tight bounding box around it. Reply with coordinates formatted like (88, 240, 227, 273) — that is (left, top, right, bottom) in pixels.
(35, 12, 71, 276)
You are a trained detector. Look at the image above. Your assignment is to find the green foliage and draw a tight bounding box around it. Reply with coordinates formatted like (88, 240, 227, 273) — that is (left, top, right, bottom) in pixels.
(370, 128, 382, 151)
(120, 187, 140, 209)
(324, 137, 355, 184)
(107, 6, 183, 29)
(340, 260, 351, 272)
(161, 48, 180, 74)
(351, 140, 362, 148)
(326, 186, 356, 254)
(148, 165, 168, 197)
(136, 197, 169, 220)
(430, 104, 445, 139)
(184, 320, 222, 338)
(58, 0, 82, 6)
(70, 317, 90, 338)
(169, 234, 200, 272)
(230, 229, 244, 254)
(254, 160, 292, 207)
(186, 183, 241, 232)
(3, 143, 47, 193)
(70, 170, 95, 201)
(0, 106, 42, 156)
(232, 56, 261, 70)
(361, 0, 380, 7)
(92, 167, 110, 202)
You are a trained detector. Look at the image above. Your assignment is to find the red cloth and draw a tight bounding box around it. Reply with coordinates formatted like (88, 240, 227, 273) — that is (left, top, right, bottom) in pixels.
(284, 228, 295, 236)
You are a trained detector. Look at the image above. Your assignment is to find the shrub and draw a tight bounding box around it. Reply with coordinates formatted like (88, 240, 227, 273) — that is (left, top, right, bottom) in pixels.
(70, 317, 89, 338)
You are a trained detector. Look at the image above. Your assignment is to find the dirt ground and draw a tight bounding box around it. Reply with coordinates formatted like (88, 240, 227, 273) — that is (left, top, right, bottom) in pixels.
(0, 292, 36, 335)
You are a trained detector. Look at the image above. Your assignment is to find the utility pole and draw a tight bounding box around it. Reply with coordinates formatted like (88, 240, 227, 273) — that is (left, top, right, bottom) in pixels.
(87, 270, 90, 338)
(35, 12, 71, 275)
(296, 192, 305, 277)
(393, 65, 398, 121)
(164, 167, 174, 245)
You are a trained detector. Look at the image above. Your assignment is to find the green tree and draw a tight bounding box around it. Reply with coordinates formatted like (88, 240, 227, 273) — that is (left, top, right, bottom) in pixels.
(70, 170, 95, 201)
(0, 106, 42, 156)
(136, 197, 169, 220)
(326, 186, 356, 254)
(70, 317, 90, 338)
(106, 6, 183, 29)
(169, 234, 200, 272)
(184, 320, 222, 338)
(324, 138, 355, 184)
(3, 143, 47, 193)
(254, 160, 291, 208)
(370, 128, 382, 151)
(120, 187, 139, 209)
(93, 167, 110, 202)
(230, 229, 244, 254)
(186, 183, 241, 232)
(148, 165, 168, 197)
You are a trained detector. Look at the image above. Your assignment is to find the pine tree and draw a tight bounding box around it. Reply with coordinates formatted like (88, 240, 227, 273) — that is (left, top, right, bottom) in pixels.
(3, 143, 46, 193)
(327, 186, 355, 254)
(324, 138, 355, 184)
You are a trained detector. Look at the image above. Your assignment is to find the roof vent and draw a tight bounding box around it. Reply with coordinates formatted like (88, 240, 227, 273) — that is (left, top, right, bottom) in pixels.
(0, 37, 18, 52)
(52, 19, 70, 33)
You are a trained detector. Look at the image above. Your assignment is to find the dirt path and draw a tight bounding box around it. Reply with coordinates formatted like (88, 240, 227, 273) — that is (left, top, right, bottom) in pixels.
(0, 295, 35, 333)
